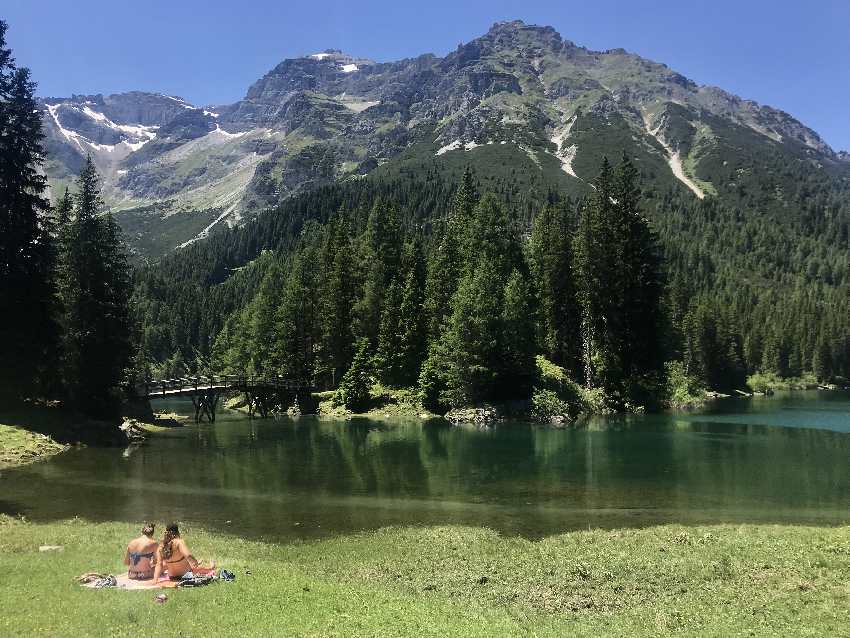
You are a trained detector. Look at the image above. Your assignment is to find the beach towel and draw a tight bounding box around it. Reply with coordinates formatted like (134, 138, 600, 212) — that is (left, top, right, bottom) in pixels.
(79, 573, 180, 590)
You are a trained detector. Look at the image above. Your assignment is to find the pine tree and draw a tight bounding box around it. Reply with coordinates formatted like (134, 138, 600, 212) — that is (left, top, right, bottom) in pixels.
(318, 216, 356, 385)
(248, 263, 285, 376)
(812, 335, 832, 381)
(272, 236, 321, 381)
(528, 198, 582, 377)
(499, 269, 537, 398)
(58, 156, 134, 416)
(0, 21, 56, 399)
(573, 156, 666, 404)
(335, 338, 373, 411)
(439, 258, 504, 407)
(573, 157, 617, 389)
(423, 167, 479, 339)
(375, 277, 404, 384)
(376, 239, 426, 387)
(355, 199, 400, 345)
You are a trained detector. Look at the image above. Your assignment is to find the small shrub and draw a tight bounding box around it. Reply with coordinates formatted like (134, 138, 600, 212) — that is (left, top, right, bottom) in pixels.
(665, 361, 706, 408)
(531, 389, 571, 422)
(533, 356, 586, 418)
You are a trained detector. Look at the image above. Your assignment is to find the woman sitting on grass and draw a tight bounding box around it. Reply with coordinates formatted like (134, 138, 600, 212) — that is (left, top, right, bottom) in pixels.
(152, 522, 216, 581)
(124, 522, 158, 580)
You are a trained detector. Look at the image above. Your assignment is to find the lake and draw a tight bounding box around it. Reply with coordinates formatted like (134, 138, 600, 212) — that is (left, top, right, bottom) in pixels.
(2, 391, 849, 541)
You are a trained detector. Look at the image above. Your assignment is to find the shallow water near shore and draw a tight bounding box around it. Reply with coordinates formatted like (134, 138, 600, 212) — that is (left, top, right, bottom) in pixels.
(2, 390, 848, 541)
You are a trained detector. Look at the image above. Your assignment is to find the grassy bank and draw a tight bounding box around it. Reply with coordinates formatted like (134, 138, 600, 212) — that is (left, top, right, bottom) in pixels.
(747, 372, 820, 393)
(0, 403, 186, 469)
(0, 422, 68, 469)
(1, 516, 848, 636)
(316, 384, 436, 420)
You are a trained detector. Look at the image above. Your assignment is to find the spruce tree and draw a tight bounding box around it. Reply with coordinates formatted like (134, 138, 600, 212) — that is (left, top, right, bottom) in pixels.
(528, 198, 582, 377)
(0, 21, 56, 399)
(335, 338, 373, 411)
(58, 156, 134, 416)
(573, 156, 666, 405)
(355, 199, 400, 345)
(499, 269, 537, 398)
(318, 216, 356, 384)
(423, 167, 479, 339)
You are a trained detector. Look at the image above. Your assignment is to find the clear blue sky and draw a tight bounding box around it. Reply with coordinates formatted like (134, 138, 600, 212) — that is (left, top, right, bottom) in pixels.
(5, 0, 849, 150)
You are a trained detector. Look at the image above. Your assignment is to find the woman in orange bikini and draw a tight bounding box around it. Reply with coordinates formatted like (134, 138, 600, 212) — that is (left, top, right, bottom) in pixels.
(151, 522, 216, 581)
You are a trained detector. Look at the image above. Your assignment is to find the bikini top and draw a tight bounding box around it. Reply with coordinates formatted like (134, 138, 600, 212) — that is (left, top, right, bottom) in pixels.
(128, 550, 155, 566)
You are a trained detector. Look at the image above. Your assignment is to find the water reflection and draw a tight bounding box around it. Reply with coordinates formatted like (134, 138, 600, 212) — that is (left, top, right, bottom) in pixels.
(1, 392, 848, 540)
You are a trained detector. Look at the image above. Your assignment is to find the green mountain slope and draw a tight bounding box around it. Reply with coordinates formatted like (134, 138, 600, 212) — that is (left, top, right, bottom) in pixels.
(41, 20, 850, 258)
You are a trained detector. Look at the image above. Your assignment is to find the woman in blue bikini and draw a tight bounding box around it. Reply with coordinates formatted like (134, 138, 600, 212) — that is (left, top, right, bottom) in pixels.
(123, 522, 158, 580)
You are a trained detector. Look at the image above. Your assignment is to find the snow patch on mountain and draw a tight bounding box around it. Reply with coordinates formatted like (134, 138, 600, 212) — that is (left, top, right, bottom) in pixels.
(435, 139, 488, 155)
(46, 103, 85, 150)
(436, 139, 462, 155)
(212, 123, 246, 139)
(341, 63, 358, 73)
(161, 94, 195, 109)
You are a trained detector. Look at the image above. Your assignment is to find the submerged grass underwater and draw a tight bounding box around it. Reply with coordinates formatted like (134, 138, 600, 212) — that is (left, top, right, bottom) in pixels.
(1, 516, 848, 636)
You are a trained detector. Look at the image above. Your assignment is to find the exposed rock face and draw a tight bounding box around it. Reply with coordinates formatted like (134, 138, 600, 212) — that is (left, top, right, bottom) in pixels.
(40, 20, 846, 258)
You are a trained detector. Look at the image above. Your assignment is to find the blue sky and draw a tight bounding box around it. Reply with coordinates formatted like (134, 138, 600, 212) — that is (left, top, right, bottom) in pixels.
(5, 0, 849, 150)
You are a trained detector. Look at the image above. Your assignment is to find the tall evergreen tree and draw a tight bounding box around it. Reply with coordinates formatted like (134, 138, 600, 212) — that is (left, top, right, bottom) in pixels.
(573, 156, 666, 404)
(58, 156, 134, 416)
(273, 243, 320, 381)
(318, 215, 356, 385)
(423, 167, 479, 339)
(0, 21, 56, 399)
(528, 198, 582, 377)
(355, 199, 400, 345)
(499, 268, 537, 399)
(376, 239, 426, 386)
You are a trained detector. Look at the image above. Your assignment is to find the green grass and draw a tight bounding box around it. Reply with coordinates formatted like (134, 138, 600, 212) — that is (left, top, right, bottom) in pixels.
(0, 422, 67, 469)
(317, 384, 435, 420)
(1, 516, 848, 636)
(747, 372, 820, 393)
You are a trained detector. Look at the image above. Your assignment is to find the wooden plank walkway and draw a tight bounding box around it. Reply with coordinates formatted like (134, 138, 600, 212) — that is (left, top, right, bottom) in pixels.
(138, 375, 313, 421)
(139, 375, 311, 399)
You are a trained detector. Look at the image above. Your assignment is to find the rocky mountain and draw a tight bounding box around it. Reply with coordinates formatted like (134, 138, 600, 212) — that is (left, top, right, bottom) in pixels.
(40, 20, 849, 257)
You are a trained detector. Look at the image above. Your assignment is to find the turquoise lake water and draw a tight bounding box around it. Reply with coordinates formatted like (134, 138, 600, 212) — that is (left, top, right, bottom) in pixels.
(1, 391, 848, 540)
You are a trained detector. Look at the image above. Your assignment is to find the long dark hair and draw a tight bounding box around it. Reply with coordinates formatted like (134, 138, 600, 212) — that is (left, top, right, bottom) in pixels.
(161, 522, 180, 559)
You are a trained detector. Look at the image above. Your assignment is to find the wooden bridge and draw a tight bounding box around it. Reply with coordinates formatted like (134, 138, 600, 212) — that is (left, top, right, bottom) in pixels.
(139, 375, 314, 422)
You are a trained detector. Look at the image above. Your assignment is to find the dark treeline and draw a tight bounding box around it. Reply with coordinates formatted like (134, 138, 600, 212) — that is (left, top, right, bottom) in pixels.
(137, 153, 850, 408)
(0, 22, 133, 418)
(203, 159, 666, 412)
(133, 167, 544, 374)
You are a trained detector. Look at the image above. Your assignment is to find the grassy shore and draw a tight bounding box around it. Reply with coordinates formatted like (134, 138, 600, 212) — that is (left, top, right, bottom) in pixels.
(0, 422, 69, 468)
(1, 516, 848, 636)
(0, 403, 186, 469)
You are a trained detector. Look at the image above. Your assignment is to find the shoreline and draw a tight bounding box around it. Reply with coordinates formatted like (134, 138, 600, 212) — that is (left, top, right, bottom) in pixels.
(0, 403, 189, 470)
(211, 384, 848, 427)
(1, 516, 847, 635)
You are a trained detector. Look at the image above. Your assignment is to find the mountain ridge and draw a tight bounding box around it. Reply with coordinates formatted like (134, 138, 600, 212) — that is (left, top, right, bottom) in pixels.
(38, 20, 849, 257)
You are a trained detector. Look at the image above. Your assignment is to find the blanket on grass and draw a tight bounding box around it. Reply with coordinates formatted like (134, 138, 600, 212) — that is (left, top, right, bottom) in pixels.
(79, 570, 229, 590)
(79, 573, 179, 590)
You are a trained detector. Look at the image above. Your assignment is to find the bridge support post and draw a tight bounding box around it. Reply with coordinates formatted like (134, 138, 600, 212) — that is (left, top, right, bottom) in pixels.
(191, 390, 219, 423)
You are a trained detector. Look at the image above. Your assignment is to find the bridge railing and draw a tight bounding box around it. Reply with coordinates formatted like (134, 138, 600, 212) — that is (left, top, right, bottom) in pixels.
(139, 374, 314, 398)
